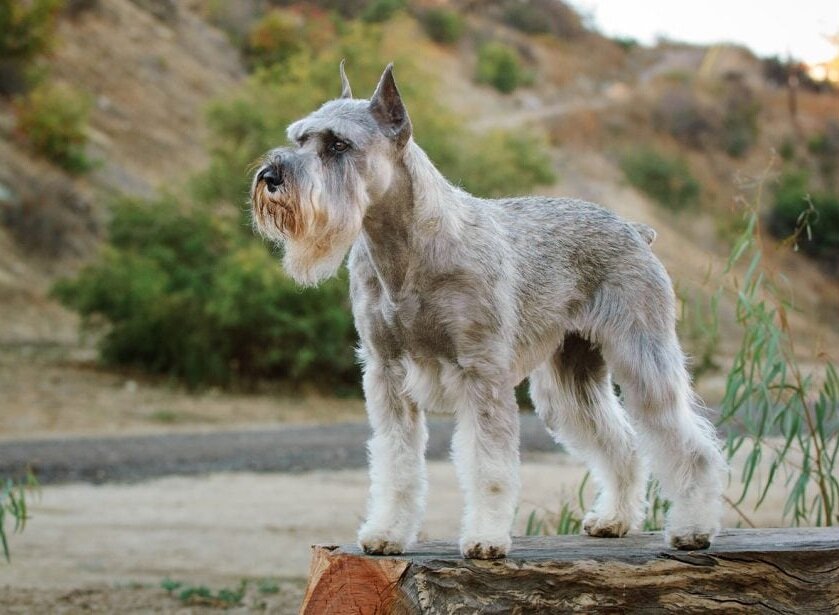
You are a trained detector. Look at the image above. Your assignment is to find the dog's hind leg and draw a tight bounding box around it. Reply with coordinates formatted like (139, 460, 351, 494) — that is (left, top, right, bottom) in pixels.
(606, 330, 726, 550)
(357, 357, 428, 555)
(530, 333, 647, 537)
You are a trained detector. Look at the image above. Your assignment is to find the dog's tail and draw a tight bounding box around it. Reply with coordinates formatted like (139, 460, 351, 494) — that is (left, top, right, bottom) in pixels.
(631, 222, 656, 245)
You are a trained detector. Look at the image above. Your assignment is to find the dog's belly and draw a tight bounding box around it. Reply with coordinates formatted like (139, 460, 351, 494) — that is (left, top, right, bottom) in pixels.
(400, 357, 466, 414)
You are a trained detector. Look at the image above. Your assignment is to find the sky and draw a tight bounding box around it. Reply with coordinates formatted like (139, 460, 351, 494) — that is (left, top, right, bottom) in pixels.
(566, 0, 839, 64)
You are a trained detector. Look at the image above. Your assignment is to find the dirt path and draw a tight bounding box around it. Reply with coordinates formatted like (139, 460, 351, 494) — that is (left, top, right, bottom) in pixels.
(0, 415, 556, 484)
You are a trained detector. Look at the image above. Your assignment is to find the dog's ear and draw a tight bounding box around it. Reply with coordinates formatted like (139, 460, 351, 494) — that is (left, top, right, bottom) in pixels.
(370, 63, 412, 147)
(339, 59, 352, 99)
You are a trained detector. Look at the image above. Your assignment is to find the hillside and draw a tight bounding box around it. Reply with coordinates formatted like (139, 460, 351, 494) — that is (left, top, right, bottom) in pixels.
(1, 0, 838, 432)
(0, 0, 245, 346)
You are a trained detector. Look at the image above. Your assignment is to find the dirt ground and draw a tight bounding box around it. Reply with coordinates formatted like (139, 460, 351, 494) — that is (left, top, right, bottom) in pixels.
(0, 346, 810, 614)
(0, 350, 367, 438)
(1, 452, 794, 614)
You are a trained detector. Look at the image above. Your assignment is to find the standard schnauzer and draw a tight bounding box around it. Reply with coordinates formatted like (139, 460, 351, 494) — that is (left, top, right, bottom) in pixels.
(251, 62, 726, 559)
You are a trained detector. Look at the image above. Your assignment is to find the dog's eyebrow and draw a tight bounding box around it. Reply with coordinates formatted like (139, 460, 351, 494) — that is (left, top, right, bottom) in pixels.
(322, 129, 353, 146)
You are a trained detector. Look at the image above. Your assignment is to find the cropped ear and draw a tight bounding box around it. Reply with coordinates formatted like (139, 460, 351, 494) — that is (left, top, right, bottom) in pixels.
(369, 63, 412, 147)
(339, 59, 352, 99)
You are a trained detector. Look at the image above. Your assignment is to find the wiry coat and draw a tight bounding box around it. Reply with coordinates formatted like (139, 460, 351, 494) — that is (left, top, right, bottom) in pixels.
(251, 64, 726, 559)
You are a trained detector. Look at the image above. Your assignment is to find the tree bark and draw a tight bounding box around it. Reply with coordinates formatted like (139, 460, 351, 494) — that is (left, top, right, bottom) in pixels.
(300, 528, 839, 614)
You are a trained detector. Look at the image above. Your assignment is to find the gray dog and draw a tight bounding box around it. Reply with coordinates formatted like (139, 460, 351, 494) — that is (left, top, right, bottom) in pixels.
(251, 63, 726, 559)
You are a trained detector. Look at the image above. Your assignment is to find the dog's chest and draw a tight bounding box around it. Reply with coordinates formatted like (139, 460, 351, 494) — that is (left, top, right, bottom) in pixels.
(351, 247, 502, 363)
(377, 291, 457, 361)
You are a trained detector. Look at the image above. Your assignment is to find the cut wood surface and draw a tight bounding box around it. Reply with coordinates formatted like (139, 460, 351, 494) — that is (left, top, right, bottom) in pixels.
(300, 528, 839, 614)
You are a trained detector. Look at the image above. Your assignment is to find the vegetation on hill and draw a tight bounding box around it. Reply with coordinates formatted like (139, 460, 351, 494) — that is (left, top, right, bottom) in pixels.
(620, 148, 700, 212)
(54, 11, 554, 389)
(0, 0, 62, 94)
(0, 0, 834, 390)
(15, 81, 94, 173)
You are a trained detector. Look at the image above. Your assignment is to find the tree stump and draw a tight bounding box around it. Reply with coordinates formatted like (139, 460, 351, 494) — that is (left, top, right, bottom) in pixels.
(300, 528, 839, 614)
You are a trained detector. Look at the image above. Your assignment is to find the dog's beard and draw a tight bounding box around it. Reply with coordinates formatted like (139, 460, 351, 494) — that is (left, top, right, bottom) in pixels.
(252, 174, 365, 287)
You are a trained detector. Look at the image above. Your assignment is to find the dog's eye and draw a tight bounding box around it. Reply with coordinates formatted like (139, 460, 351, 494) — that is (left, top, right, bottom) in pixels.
(330, 139, 350, 153)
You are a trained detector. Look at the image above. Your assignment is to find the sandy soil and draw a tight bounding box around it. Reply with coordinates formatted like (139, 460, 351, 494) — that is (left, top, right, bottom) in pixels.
(2, 452, 793, 613)
(0, 350, 366, 438)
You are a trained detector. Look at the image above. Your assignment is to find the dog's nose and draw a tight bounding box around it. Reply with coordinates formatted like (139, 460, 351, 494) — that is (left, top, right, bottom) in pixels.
(258, 166, 283, 193)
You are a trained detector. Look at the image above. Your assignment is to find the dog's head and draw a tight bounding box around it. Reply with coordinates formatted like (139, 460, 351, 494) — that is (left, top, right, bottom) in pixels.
(251, 62, 412, 286)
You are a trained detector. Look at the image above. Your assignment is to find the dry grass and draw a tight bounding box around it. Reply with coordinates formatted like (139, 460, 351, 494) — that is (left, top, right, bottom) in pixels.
(0, 350, 365, 438)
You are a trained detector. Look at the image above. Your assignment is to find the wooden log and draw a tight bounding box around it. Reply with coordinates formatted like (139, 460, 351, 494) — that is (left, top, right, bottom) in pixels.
(299, 528, 839, 614)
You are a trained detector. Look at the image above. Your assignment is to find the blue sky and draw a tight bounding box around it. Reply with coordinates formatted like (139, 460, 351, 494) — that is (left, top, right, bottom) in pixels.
(566, 0, 839, 64)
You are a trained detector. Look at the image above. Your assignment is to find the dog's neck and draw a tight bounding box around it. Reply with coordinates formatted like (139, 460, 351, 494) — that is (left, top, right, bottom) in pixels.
(360, 141, 462, 301)
(361, 158, 414, 298)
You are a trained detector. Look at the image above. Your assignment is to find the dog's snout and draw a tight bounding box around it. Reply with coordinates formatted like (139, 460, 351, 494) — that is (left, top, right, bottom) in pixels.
(258, 166, 283, 193)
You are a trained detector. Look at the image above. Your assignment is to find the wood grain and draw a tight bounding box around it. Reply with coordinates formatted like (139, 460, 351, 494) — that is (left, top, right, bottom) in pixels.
(299, 529, 839, 614)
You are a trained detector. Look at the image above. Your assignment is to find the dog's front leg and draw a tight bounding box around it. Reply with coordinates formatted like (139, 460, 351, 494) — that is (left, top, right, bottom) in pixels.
(452, 378, 520, 559)
(357, 358, 428, 555)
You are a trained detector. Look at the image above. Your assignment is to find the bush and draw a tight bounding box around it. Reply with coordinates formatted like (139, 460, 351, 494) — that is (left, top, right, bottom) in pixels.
(453, 131, 555, 196)
(53, 197, 360, 389)
(360, 0, 404, 23)
(808, 121, 839, 187)
(15, 82, 94, 173)
(767, 171, 839, 264)
(501, 0, 584, 38)
(420, 8, 464, 44)
(778, 138, 796, 162)
(243, 9, 303, 68)
(719, 75, 760, 158)
(652, 86, 712, 149)
(475, 42, 527, 94)
(1, 473, 38, 562)
(621, 149, 700, 211)
(0, 0, 62, 95)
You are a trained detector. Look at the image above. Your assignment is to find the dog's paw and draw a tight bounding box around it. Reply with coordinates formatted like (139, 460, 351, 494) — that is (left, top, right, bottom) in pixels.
(666, 527, 714, 551)
(358, 527, 406, 555)
(359, 536, 405, 555)
(582, 511, 632, 538)
(460, 535, 511, 559)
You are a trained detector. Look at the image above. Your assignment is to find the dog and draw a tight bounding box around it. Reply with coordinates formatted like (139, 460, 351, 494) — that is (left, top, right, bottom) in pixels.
(251, 62, 726, 559)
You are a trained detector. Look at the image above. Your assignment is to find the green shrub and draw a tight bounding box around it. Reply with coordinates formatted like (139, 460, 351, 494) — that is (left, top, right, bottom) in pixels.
(52, 197, 359, 389)
(1, 473, 38, 562)
(778, 138, 796, 162)
(475, 42, 527, 94)
(767, 170, 839, 263)
(652, 86, 712, 149)
(613, 36, 638, 52)
(16, 82, 94, 173)
(807, 121, 839, 187)
(503, 3, 550, 34)
(420, 8, 464, 44)
(719, 75, 760, 158)
(0, 0, 62, 94)
(243, 9, 303, 69)
(621, 149, 700, 211)
(501, 0, 584, 38)
(360, 0, 405, 23)
(721, 99, 760, 158)
(453, 131, 555, 196)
